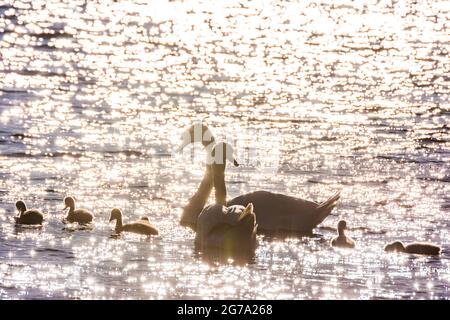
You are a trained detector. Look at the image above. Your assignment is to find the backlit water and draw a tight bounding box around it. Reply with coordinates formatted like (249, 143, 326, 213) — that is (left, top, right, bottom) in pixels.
(0, 0, 449, 299)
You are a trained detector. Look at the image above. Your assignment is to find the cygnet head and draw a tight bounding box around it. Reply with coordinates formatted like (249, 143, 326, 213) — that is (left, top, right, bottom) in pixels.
(337, 220, 347, 234)
(109, 208, 122, 222)
(384, 241, 406, 252)
(179, 122, 215, 150)
(210, 142, 239, 167)
(15, 200, 27, 213)
(64, 196, 75, 210)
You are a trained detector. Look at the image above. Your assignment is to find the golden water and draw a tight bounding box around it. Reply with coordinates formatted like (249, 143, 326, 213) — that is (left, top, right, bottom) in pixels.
(0, 0, 449, 299)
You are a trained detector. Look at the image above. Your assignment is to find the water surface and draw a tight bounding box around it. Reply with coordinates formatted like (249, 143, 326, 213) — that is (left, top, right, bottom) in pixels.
(0, 0, 449, 299)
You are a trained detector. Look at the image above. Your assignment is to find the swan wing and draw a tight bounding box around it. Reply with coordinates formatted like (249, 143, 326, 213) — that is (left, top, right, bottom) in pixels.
(196, 204, 255, 250)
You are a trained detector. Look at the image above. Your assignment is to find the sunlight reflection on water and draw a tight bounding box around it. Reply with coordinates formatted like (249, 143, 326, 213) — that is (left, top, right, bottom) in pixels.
(0, 0, 449, 299)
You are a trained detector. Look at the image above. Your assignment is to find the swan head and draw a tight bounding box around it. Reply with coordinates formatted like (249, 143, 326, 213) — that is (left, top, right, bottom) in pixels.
(210, 142, 239, 167)
(179, 122, 215, 150)
(384, 241, 406, 253)
(15, 200, 27, 213)
(109, 208, 122, 222)
(63, 196, 75, 210)
(337, 220, 347, 234)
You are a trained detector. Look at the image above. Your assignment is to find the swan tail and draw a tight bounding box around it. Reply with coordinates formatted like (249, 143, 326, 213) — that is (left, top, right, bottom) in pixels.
(314, 190, 341, 226)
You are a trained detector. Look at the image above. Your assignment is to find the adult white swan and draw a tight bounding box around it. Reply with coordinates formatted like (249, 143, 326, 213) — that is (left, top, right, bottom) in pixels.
(180, 123, 341, 236)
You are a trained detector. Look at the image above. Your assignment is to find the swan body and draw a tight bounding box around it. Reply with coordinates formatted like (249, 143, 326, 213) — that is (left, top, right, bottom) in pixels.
(330, 220, 355, 248)
(384, 241, 440, 255)
(227, 190, 340, 235)
(195, 203, 257, 253)
(109, 208, 159, 236)
(64, 196, 93, 224)
(14, 201, 44, 225)
(180, 123, 341, 235)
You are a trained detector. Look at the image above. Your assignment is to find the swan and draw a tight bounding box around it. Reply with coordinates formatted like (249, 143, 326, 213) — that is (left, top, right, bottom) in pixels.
(179, 123, 216, 228)
(63, 196, 94, 224)
(180, 143, 240, 228)
(14, 200, 44, 225)
(384, 241, 441, 255)
(195, 202, 257, 254)
(330, 220, 355, 248)
(109, 208, 159, 235)
(179, 123, 341, 235)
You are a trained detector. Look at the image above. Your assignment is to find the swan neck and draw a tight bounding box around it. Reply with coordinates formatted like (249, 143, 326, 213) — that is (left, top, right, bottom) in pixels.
(213, 164, 227, 205)
(17, 203, 27, 216)
(115, 216, 123, 231)
(181, 165, 214, 228)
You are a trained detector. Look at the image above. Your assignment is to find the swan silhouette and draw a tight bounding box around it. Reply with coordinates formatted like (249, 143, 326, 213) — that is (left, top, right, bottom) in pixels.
(109, 208, 159, 236)
(63, 196, 94, 224)
(180, 123, 341, 235)
(384, 241, 441, 255)
(195, 202, 257, 254)
(14, 201, 44, 225)
(330, 220, 355, 248)
(180, 123, 239, 227)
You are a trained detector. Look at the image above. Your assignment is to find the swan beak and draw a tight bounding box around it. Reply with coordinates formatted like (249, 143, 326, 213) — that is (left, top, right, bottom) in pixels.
(109, 217, 113, 222)
(233, 159, 239, 167)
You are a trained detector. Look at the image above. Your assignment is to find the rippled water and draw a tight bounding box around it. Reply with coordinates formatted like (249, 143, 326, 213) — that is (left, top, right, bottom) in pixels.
(0, 0, 449, 299)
